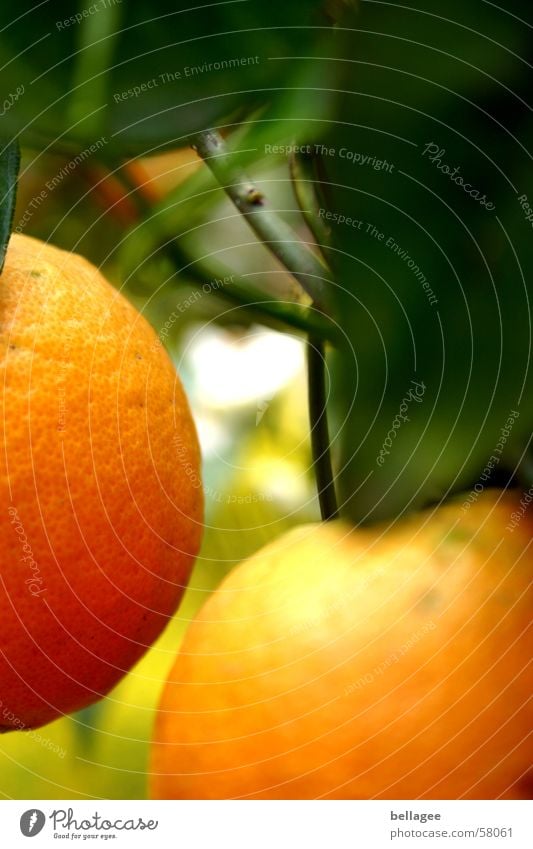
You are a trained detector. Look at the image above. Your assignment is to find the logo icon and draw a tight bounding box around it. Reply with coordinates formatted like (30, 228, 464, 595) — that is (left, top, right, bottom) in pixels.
(20, 809, 46, 837)
(256, 394, 274, 426)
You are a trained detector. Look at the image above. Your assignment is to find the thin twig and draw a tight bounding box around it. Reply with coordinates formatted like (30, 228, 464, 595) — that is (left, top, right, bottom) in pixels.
(289, 150, 331, 255)
(115, 163, 336, 340)
(307, 336, 340, 521)
(122, 141, 341, 520)
(191, 130, 331, 312)
(192, 130, 340, 521)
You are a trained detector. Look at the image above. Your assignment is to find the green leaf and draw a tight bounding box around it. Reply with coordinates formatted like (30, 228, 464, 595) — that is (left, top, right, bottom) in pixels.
(319, 0, 533, 523)
(0, 138, 20, 274)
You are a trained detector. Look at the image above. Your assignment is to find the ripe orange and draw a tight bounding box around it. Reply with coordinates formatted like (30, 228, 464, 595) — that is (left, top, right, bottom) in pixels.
(0, 234, 203, 730)
(151, 490, 531, 799)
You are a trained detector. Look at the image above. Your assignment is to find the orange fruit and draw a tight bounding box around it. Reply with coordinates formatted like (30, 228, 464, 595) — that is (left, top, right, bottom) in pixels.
(0, 234, 203, 730)
(151, 489, 531, 799)
(124, 149, 201, 202)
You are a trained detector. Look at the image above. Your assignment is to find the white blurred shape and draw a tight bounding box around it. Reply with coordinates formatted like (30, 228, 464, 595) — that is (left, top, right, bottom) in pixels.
(252, 457, 311, 507)
(185, 325, 305, 408)
(195, 412, 231, 457)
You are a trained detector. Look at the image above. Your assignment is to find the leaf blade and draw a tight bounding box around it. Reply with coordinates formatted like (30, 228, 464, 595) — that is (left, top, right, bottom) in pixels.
(0, 138, 20, 274)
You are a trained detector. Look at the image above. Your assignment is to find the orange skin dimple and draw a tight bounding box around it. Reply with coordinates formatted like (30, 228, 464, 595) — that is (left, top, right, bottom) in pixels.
(0, 234, 203, 730)
(150, 491, 531, 800)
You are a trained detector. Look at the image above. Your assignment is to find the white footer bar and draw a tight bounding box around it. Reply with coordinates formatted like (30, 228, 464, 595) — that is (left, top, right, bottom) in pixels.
(2, 800, 531, 848)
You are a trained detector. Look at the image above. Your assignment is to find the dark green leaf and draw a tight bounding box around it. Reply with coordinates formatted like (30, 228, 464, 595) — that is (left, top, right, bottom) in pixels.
(0, 138, 20, 274)
(320, 0, 533, 523)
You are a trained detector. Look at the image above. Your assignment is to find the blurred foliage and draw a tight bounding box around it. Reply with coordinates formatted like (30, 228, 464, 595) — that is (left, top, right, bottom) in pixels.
(319, 0, 533, 522)
(0, 0, 348, 155)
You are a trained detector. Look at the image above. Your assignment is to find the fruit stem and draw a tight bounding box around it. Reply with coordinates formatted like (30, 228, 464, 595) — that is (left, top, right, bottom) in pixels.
(307, 337, 340, 521)
(192, 130, 340, 521)
(288, 149, 331, 258)
(114, 164, 337, 341)
(190, 129, 331, 313)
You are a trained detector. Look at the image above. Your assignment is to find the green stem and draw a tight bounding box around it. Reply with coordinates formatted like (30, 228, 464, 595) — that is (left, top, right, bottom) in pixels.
(122, 142, 340, 521)
(116, 162, 339, 341)
(178, 261, 338, 342)
(307, 337, 339, 521)
(289, 150, 331, 255)
(116, 163, 336, 340)
(192, 129, 340, 522)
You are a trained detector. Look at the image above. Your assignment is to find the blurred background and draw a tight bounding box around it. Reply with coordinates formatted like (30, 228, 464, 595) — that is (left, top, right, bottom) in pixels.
(0, 0, 531, 797)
